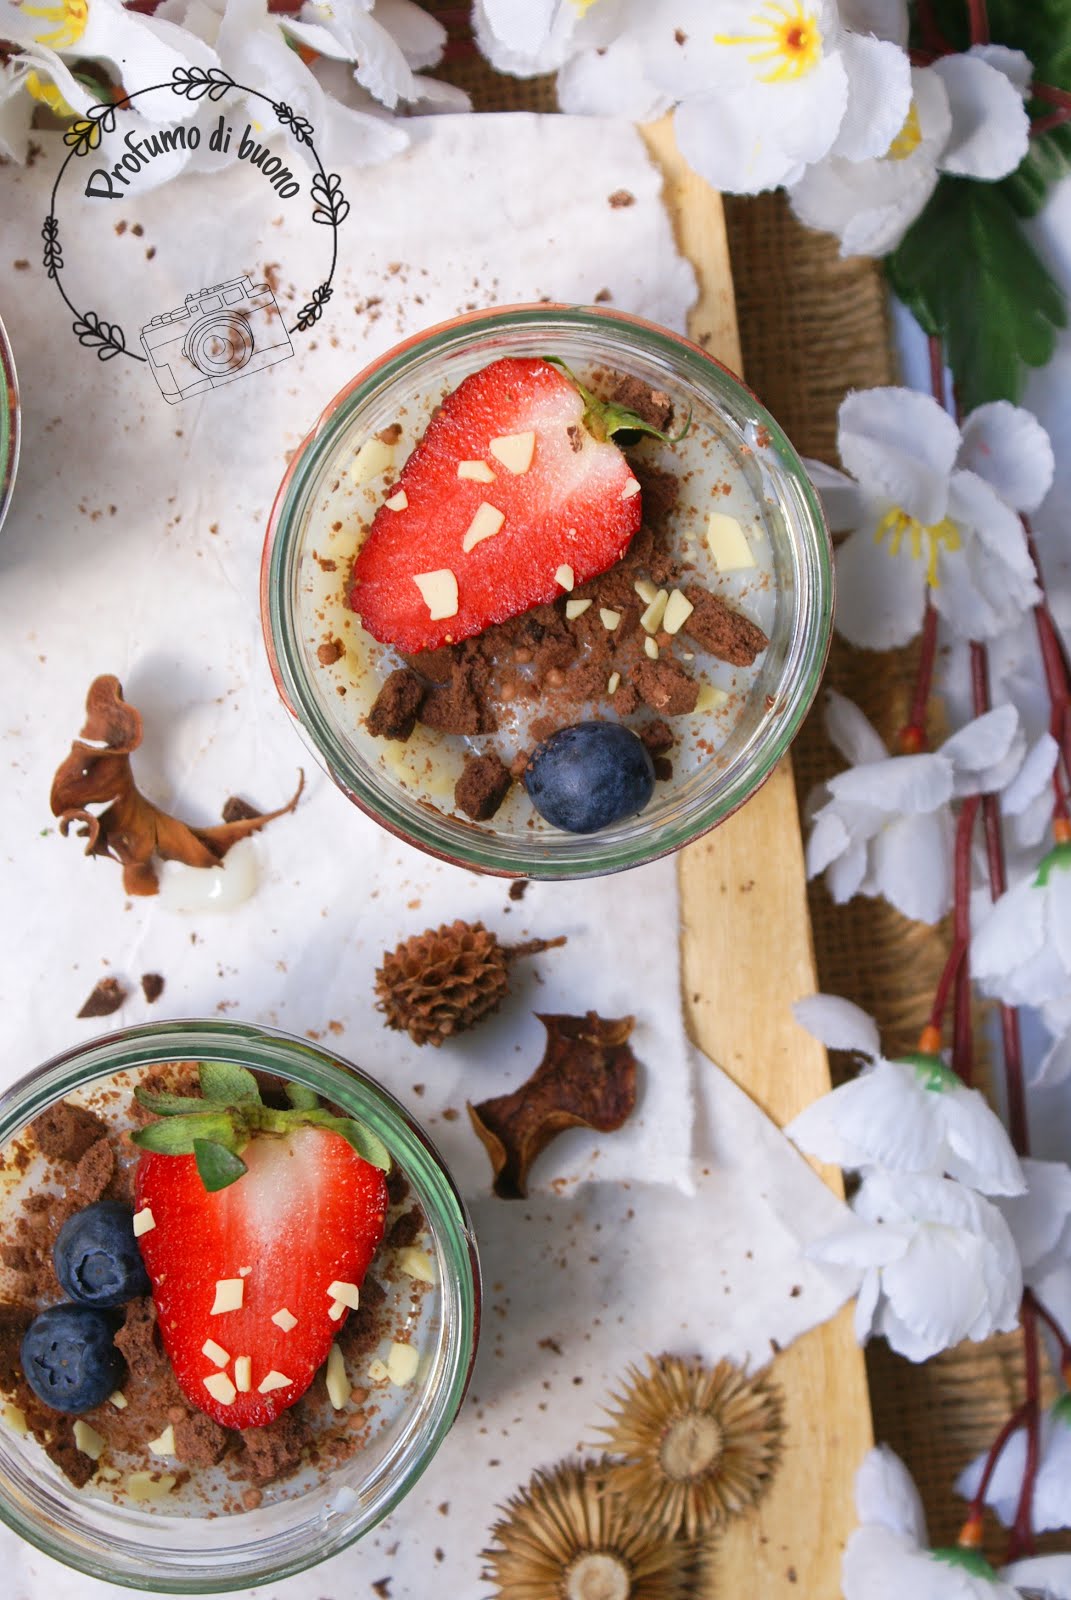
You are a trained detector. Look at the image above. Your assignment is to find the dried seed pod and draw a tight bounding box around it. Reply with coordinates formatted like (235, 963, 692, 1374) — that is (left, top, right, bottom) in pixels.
(375, 920, 565, 1047)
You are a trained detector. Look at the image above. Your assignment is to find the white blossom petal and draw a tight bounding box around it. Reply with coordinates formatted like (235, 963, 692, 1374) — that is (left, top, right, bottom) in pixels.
(787, 1061, 940, 1172)
(941, 705, 1021, 799)
(1003, 1554, 1071, 1598)
(1049, 867, 1071, 974)
(1003, 734, 1059, 816)
(996, 1158, 1071, 1278)
(933, 52, 1031, 181)
(870, 811, 954, 923)
(792, 993, 882, 1057)
(789, 148, 938, 259)
(854, 1445, 928, 1543)
(472, 0, 577, 75)
(838, 0, 909, 46)
(958, 401, 1055, 513)
(968, 42, 1033, 97)
(803, 457, 865, 533)
(831, 32, 912, 160)
(1037, 1025, 1071, 1089)
(834, 520, 930, 648)
(948, 470, 1037, 583)
(939, 1089, 1025, 1197)
(843, 1525, 922, 1600)
(371, 0, 446, 70)
(558, 38, 672, 121)
(827, 837, 871, 902)
(829, 753, 952, 814)
(806, 804, 852, 877)
(973, 878, 1047, 995)
(838, 388, 960, 526)
(825, 688, 889, 766)
(854, 1264, 882, 1343)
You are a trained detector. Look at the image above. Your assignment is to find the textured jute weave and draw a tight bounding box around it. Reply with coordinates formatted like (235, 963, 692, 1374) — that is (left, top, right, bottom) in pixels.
(431, 11, 1050, 1556)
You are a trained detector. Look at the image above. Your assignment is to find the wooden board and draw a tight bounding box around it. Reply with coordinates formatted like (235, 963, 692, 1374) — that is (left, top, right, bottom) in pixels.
(643, 118, 875, 1599)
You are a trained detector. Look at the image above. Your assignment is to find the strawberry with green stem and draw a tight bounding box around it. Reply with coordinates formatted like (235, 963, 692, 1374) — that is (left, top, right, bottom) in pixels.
(350, 355, 689, 654)
(132, 1061, 390, 1429)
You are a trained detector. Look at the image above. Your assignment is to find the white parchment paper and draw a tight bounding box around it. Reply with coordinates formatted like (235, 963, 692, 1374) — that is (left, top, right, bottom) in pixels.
(0, 112, 857, 1598)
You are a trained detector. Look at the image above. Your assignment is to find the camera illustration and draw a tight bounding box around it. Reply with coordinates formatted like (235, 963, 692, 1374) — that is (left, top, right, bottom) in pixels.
(140, 275, 293, 404)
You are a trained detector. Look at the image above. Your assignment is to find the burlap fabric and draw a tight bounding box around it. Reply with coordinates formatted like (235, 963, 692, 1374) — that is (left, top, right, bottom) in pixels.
(432, 8, 1053, 1555)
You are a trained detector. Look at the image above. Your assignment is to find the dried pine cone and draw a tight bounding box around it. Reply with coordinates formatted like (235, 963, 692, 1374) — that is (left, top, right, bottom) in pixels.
(375, 920, 565, 1047)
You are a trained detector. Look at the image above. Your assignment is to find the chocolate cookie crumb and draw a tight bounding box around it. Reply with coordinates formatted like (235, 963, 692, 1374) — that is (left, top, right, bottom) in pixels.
(376, 423, 402, 445)
(0, 1304, 33, 1389)
(653, 756, 674, 782)
(367, 668, 425, 741)
(634, 659, 700, 716)
(114, 1297, 161, 1380)
(385, 1170, 410, 1208)
(32, 1101, 107, 1163)
(240, 1411, 309, 1482)
(140, 973, 165, 1004)
(682, 584, 770, 666)
(454, 752, 512, 821)
(508, 880, 529, 902)
(221, 796, 261, 823)
(608, 375, 673, 433)
(386, 1206, 423, 1250)
(174, 1410, 230, 1466)
(45, 1431, 97, 1488)
(638, 719, 674, 756)
(68, 1138, 116, 1210)
(317, 638, 344, 666)
(608, 189, 635, 208)
(420, 659, 497, 737)
(77, 977, 126, 1019)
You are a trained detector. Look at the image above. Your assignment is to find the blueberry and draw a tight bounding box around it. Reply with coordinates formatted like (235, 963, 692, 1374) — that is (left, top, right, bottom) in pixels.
(20, 1303, 125, 1414)
(523, 721, 655, 834)
(54, 1200, 150, 1308)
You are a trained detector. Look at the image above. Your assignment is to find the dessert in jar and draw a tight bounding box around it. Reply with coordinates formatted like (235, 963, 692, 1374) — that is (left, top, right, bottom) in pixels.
(263, 308, 833, 876)
(0, 1023, 479, 1589)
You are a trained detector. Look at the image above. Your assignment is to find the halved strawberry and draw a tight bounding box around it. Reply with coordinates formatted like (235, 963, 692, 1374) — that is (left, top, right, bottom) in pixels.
(349, 356, 669, 653)
(131, 1063, 389, 1429)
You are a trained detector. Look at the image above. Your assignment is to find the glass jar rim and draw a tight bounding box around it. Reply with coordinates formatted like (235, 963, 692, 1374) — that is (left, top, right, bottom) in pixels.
(262, 304, 833, 877)
(0, 1018, 480, 1592)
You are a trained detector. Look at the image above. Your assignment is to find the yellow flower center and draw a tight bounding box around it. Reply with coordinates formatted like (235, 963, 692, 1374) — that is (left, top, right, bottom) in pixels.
(24, 69, 75, 117)
(875, 506, 961, 587)
(886, 99, 922, 161)
(569, 0, 600, 14)
(714, 1, 824, 83)
(20, 0, 88, 50)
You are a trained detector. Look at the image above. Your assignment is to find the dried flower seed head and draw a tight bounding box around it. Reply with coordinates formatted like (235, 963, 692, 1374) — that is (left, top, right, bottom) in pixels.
(598, 1354, 783, 1538)
(483, 1458, 696, 1600)
(375, 920, 565, 1047)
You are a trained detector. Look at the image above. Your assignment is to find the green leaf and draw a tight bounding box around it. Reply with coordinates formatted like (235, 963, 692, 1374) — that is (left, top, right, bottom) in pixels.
(134, 1088, 234, 1117)
(198, 1060, 262, 1105)
(1035, 842, 1071, 886)
(1053, 1391, 1071, 1425)
(131, 1110, 241, 1156)
(886, 178, 1066, 410)
(285, 1082, 320, 1111)
(317, 1115, 391, 1173)
(1003, 124, 1071, 218)
(899, 1052, 959, 1093)
(193, 1138, 248, 1192)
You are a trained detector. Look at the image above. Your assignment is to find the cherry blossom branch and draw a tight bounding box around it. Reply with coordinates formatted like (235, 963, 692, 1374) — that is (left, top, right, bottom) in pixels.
(970, 641, 1031, 1154)
(926, 795, 980, 1070)
(1023, 518, 1071, 800)
(959, 1399, 1033, 1540)
(966, 0, 990, 46)
(901, 601, 939, 753)
(1007, 1303, 1042, 1561)
(915, 0, 955, 56)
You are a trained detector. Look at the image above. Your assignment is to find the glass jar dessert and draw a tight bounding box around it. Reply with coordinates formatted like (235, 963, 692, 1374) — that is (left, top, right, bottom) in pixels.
(0, 1020, 480, 1591)
(262, 305, 833, 878)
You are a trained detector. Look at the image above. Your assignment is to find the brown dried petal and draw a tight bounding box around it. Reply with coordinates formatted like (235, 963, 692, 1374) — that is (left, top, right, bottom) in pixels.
(50, 676, 304, 896)
(468, 1012, 637, 1199)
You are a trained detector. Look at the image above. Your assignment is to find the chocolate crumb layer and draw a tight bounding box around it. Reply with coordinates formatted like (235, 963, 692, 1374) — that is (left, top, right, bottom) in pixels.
(683, 584, 769, 667)
(45, 1432, 97, 1488)
(608, 375, 673, 434)
(638, 719, 675, 756)
(386, 1206, 423, 1250)
(240, 1411, 309, 1483)
(367, 667, 425, 740)
(174, 1410, 230, 1467)
(455, 752, 512, 821)
(114, 1297, 161, 1381)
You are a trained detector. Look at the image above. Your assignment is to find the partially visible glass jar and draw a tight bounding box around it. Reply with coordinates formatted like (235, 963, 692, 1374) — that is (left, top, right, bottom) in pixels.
(262, 305, 833, 879)
(0, 313, 19, 534)
(0, 1020, 480, 1591)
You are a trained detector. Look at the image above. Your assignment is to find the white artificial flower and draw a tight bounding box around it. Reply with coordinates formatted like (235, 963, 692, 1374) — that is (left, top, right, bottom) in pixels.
(789, 994, 1024, 1195)
(789, 48, 1031, 257)
(807, 390, 1046, 648)
(476, 0, 912, 196)
(959, 1402, 1071, 1536)
(996, 1159, 1071, 1286)
(844, 1444, 1021, 1600)
(806, 688, 1021, 923)
(0, 0, 217, 147)
(1003, 1554, 1071, 1599)
(810, 1170, 1022, 1361)
(972, 842, 1071, 1008)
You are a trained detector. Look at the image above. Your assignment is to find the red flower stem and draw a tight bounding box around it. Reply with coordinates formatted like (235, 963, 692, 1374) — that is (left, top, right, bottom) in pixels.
(901, 600, 940, 750)
(1022, 519, 1071, 793)
(966, 1399, 1033, 1519)
(1024, 1286, 1071, 1363)
(1007, 1304, 1042, 1562)
(966, 0, 990, 45)
(928, 333, 946, 406)
(1034, 82, 1071, 113)
(928, 796, 980, 1050)
(970, 642, 1031, 1154)
(916, 0, 954, 54)
(1032, 108, 1071, 137)
(952, 934, 974, 1084)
